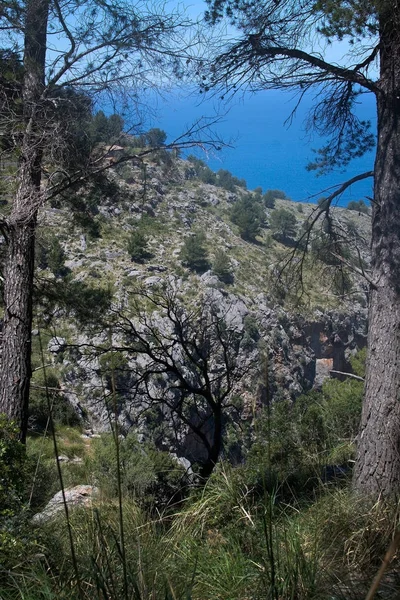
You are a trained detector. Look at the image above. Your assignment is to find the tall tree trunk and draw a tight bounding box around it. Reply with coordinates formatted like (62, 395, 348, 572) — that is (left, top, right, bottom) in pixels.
(353, 7, 400, 494)
(0, 0, 49, 442)
(0, 221, 36, 443)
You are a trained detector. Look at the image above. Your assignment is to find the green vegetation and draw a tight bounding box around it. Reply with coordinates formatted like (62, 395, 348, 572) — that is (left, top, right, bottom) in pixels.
(127, 229, 149, 262)
(90, 110, 124, 144)
(180, 232, 210, 272)
(142, 127, 167, 148)
(347, 199, 369, 214)
(36, 234, 70, 278)
(231, 193, 265, 241)
(263, 189, 288, 208)
(2, 351, 398, 600)
(212, 248, 234, 283)
(29, 370, 81, 433)
(215, 168, 247, 191)
(269, 207, 297, 240)
(187, 156, 247, 190)
(1, 1, 392, 595)
(0, 70, 378, 598)
(90, 433, 185, 510)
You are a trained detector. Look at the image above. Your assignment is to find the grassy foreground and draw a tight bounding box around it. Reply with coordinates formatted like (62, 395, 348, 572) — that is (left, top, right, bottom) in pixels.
(1, 360, 400, 600)
(2, 469, 400, 600)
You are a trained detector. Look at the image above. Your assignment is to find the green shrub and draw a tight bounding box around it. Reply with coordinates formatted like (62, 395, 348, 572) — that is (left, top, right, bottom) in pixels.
(247, 362, 364, 495)
(180, 232, 210, 272)
(29, 370, 81, 432)
(35, 233, 70, 277)
(47, 238, 70, 277)
(90, 110, 124, 143)
(0, 416, 26, 516)
(98, 350, 131, 397)
(127, 229, 149, 262)
(263, 189, 288, 208)
(35, 278, 112, 326)
(144, 127, 167, 147)
(199, 166, 217, 184)
(269, 208, 297, 240)
(332, 268, 353, 296)
(212, 248, 233, 283)
(0, 417, 40, 580)
(89, 433, 185, 510)
(321, 378, 363, 443)
(215, 168, 247, 191)
(347, 199, 369, 214)
(350, 346, 366, 377)
(186, 155, 216, 184)
(26, 436, 60, 510)
(311, 233, 346, 266)
(241, 315, 260, 350)
(231, 194, 265, 241)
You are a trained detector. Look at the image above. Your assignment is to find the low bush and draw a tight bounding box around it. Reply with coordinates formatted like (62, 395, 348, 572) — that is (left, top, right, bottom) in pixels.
(212, 248, 234, 283)
(347, 199, 369, 214)
(0, 418, 41, 582)
(127, 229, 149, 262)
(89, 433, 186, 510)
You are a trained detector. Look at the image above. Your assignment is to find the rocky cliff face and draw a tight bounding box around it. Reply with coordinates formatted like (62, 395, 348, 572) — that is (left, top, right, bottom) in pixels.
(34, 150, 369, 465)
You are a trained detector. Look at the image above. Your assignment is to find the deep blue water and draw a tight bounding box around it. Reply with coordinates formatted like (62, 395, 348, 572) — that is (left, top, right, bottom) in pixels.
(148, 88, 376, 205)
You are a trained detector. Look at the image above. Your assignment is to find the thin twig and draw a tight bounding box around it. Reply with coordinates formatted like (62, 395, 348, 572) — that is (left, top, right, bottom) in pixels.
(329, 370, 365, 382)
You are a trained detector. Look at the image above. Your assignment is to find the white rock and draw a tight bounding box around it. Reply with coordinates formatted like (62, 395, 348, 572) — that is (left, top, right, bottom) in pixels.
(48, 337, 66, 353)
(32, 485, 99, 523)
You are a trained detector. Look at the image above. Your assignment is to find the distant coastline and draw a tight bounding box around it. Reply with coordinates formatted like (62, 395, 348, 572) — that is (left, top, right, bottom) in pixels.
(154, 88, 376, 205)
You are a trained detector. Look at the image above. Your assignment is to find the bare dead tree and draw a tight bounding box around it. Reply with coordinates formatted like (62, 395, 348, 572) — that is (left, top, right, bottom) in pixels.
(108, 284, 255, 481)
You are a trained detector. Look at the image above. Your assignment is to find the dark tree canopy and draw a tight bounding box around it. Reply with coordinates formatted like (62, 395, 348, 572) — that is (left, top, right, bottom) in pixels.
(212, 248, 234, 283)
(231, 193, 265, 241)
(270, 207, 297, 240)
(180, 232, 210, 272)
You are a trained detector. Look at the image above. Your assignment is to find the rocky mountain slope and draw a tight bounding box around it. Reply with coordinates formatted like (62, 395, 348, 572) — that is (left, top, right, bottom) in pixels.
(31, 147, 370, 467)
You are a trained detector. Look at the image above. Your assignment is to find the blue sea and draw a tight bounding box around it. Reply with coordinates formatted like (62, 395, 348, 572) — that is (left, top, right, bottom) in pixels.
(146, 88, 376, 205)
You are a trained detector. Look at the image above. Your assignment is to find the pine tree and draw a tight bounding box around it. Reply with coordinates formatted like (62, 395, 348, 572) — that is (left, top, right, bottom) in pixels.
(180, 232, 210, 272)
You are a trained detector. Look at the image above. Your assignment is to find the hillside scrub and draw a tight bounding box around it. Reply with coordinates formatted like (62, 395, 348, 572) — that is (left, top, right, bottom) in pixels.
(0, 109, 377, 597)
(270, 207, 298, 241)
(180, 232, 210, 272)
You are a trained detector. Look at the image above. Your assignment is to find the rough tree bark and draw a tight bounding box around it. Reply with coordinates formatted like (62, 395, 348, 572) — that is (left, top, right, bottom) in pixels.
(353, 6, 400, 494)
(0, 0, 49, 442)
